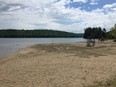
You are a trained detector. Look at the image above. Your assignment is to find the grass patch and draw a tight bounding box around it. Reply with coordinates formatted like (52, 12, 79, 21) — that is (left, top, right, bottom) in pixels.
(87, 77, 116, 87)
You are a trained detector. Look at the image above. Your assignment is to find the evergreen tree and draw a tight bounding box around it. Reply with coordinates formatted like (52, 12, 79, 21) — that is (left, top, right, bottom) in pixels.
(108, 24, 116, 39)
(84, 27, 105, 39)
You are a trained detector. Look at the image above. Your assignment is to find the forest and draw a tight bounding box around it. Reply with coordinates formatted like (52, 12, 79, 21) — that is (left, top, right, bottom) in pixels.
(0, 29, 83, 38)
(0, 24, 115, 39)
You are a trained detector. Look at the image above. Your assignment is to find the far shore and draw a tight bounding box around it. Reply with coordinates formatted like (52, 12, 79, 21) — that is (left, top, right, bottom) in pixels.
(0, 40, 116, 87)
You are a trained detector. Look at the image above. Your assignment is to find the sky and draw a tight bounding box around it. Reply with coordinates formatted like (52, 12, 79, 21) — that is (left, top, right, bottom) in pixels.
(0, 0, 116, 33)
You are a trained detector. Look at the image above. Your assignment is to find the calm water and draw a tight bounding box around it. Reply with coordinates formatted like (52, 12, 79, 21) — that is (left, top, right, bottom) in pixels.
(0, 38, 86, 57)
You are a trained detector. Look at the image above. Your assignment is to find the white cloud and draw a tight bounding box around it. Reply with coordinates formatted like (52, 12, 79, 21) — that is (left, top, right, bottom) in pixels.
(103, 3, 116, 9)
(0, 0, 116, 33)
(8, 6, 21, 11)
(73, 0, 87, 3)
(90, 0, 99, 5)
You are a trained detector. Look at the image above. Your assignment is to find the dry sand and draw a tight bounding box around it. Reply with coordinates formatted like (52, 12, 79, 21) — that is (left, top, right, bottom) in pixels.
(0, 40, 116, 87)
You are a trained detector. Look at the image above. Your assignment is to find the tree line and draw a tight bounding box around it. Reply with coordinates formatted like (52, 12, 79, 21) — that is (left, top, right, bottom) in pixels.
(107, 24, 116, 39)
(0, 29, 83, 38)
(84, 27, 106, 40)
(0, 24, 115, 39)
(83, 24, 116, 47)
(84, 24, 116, 40)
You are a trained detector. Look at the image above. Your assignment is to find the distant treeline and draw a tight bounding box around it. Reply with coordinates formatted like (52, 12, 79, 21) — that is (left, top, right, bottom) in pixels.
(0, 29, 83, 38)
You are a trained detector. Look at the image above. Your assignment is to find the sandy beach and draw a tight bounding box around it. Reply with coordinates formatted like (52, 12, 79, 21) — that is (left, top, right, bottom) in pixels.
(0, 40, 116, 87)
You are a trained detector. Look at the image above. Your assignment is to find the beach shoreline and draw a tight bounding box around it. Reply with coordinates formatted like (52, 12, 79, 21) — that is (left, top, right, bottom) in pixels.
(0, 40, 116, 87)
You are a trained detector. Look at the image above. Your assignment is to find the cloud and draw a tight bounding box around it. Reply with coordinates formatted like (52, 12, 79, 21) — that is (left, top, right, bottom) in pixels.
(103, 3, 116, 9)
(90, 0, 99, 5)
(0, 0, 116, 33)
(72, 0, 99, 5)
(0, 4, 27, 13)
(73, 0, 87, 3)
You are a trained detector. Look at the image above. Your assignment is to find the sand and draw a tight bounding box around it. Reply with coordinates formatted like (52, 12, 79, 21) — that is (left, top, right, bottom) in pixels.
(0, 40, 116, 87)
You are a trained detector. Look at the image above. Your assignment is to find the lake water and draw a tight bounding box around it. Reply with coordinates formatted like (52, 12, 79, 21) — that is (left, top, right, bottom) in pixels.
(0, 38, 86, 58)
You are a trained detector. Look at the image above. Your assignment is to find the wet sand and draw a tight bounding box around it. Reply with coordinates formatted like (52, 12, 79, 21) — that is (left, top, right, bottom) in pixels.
(0, 40, 116, 87)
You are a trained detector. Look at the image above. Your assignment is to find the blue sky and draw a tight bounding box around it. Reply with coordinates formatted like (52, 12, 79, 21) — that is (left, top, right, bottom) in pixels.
(66, 0, 116, 11)
(0, 0, 116, 33)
